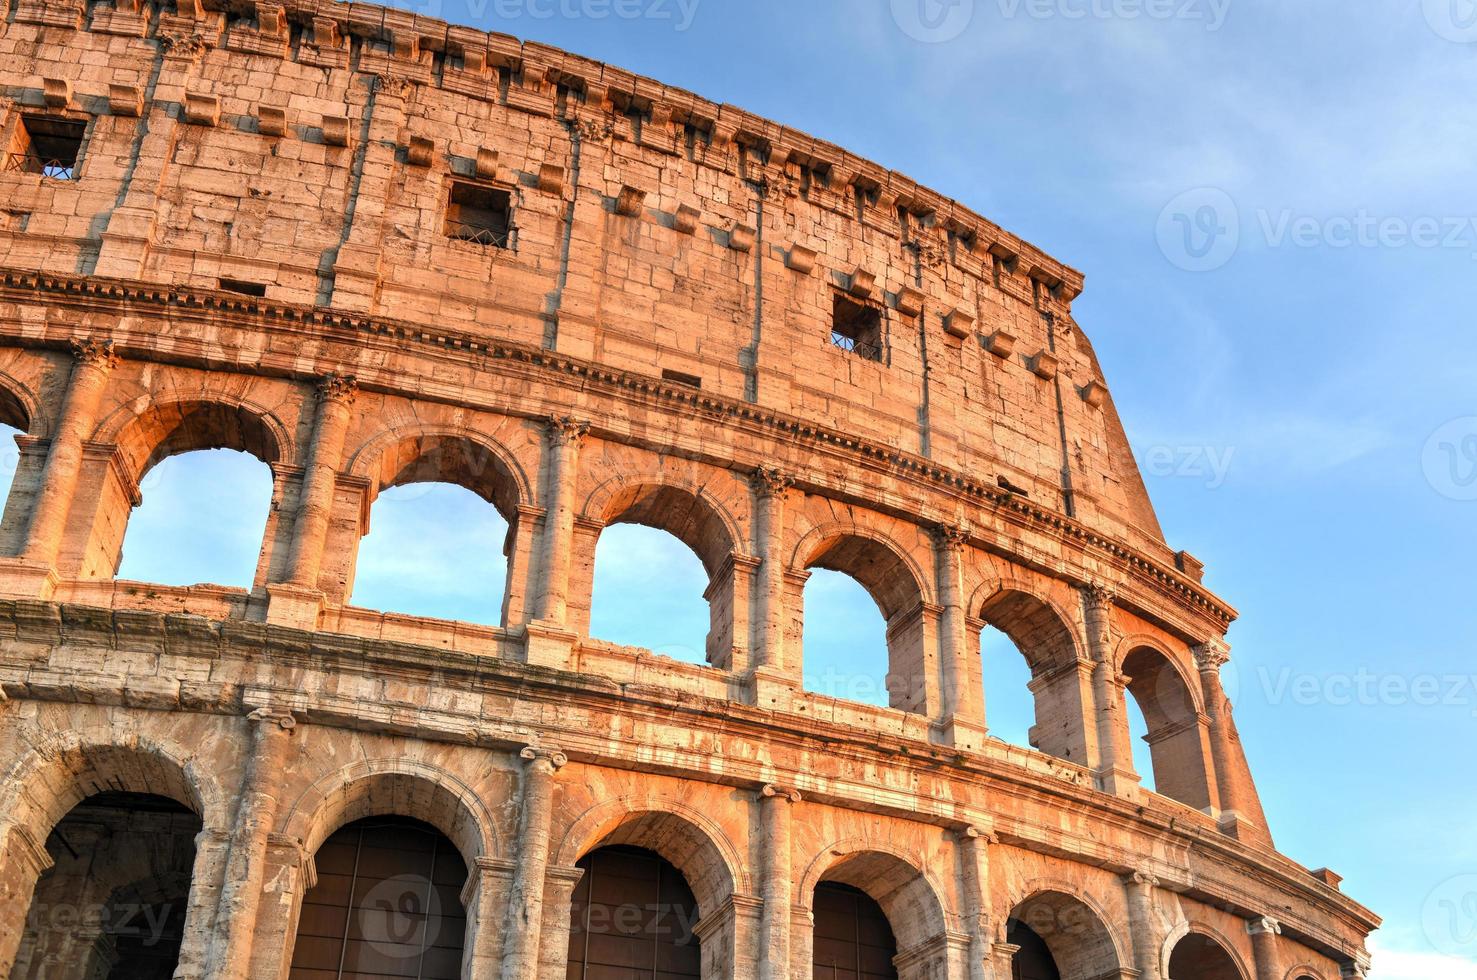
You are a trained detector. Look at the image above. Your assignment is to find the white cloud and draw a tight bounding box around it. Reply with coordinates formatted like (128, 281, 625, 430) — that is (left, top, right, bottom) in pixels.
(1369, 937, 1477, 980)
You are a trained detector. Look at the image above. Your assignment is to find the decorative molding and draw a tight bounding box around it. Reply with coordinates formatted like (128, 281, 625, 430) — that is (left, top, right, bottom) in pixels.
(519, 744, 568, 772)
(247, 706, 297, 730)
(1193, 638, 1232, 673)
(750, 466, 794, 498)
(760, 783, 801, 803)
(546, 415, 590, 448)
(70, 337, 118, 370)
(316, 373, 358, 405)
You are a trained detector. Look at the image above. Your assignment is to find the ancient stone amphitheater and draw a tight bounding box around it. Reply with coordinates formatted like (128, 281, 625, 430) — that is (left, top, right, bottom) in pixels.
(0, 2, 1377, 979)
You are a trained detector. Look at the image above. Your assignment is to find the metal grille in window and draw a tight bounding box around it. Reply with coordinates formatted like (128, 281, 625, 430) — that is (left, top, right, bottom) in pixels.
(6, 116, 86, 181)
(444, 180, 512, 248)
(832, 294, 883, 362)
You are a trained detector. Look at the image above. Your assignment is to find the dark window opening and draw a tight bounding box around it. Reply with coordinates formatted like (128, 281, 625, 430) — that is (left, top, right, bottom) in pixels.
(832, 294, 882, 362)
(219, 278, 267, 297)
(662, 369, 702, 388)
(812, 882, 898, 980)
(7, 116, 86, 180)
(567, 846, 701, 979)
(1008, 919, 1061, 980)
(997, 475, 1031, 497)
(289, 816, 468, 980)
(444, 180, 511, 248)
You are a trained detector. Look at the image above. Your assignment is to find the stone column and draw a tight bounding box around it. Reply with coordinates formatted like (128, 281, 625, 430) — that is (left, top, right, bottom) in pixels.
(990, 942, 1022, 980)
(0, 822, 54, 976)
(956, 825, 998, 980)
(757, 784, 800, 980)
(534, 418, 588, 626)
(205, 708, 298, 980)
(750, 468, 793, 681)
(1247, 916, 1282, 980)
(284, 375, 357, 589)
(173, 828, 231, 980)
(500, 746, 567, 980)
(934, 525, 986, 751)
(17, 340, 118, 570)
(1193, 638, 1267, 842)
(1121, 871, 1162, 980)
(462, 856, 515, 978)
(1081, 584, 1139, 797)
(1341, 956, 1371, 980)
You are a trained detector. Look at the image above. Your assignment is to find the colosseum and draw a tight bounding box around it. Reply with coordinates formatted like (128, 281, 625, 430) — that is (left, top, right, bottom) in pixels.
(0, 2, 1378, 979)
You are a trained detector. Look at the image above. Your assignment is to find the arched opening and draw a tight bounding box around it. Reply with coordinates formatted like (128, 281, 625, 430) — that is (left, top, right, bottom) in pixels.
(799, 534, 929, 715)
(289, 816, 468, 980)
(813, 881, 898, 979)
(101, 401, 283, 585)
(590, 524, 710, 665)
(1006, 892, 1123, 980)
(977, 590, 1087, 763)
(116, 448, 273, 588)
(0, 383, 34, 555)
(1167, 932, 1244, 980)
(12, 792, 202, 980)
(1007, 918, 1061, 980)
(803, 569, 889, 707)
(979, 624, 1037, 748)
(350, 483, 510, 624)
(566, 845, 701, 979)
(1125, 695, 1156, 793)
(350, 434, 523, 627)
(583, 483, 738, 668)
(1121, 646, 1217, 810)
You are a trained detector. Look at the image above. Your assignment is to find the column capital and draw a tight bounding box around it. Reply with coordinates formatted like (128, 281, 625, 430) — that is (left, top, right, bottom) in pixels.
(750, 466, 794, 498)
(246, 707, 297, 731)
(1193, 637, 1232, 672)
(1340, 955, 1371, 979)
(760, 783, 801, 803)
(1080, 581, 1117, 610)
(316, 373, 358, 404)
(519, 745, 568, 772)
(1246, 916, 1282, 937)
(956, 824, 1000, 844)
(930, 523, 970, 552)
(546, 415, 590, 447)
(1121, 869, 1159, 889)
(70, 337, 119, 370)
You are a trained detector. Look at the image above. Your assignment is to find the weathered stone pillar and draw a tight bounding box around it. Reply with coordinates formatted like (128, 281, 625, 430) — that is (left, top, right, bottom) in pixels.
(990, 942, 1022, 980)
(462, 856, 515, 979)
(1081, 584, 1139, 797)
(1121, 870, 1162, 980)
(757, 784, 800, 980)
(934, 525, 986, 751)
(750, 468, 794, 691)
(534, 417, 588, 627)
(173, 828, 231, 980)
(0, 822, 54, 976)
(205, 708, 298, 980)
(16, 340, 117, 572)
(500, 746, 567, 980)
(1247, 916, 1282, 980)
(956, 825, 998, 980)
(1194, 638, 1270, 843)
(284, 375, 357, 589)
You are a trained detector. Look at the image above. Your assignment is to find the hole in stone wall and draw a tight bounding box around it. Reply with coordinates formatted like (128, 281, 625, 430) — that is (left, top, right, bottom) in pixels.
(661, 368, 702, 388)
(116, 448, 273, 589)
(443, 179, 511, 248)
(802, 569, 890, 708)
(0, 422, 21, 517)
(590, 523, 709, 665)
(351, 482, 509, 626)
(831, 293, 883, 361)
(218, 277, 267, 298)
(6, 115, 86, 181)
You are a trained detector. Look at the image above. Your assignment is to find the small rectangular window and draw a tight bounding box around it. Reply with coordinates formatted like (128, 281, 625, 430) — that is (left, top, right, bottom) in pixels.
(219, 278, 267, 297)
(444, 180, 511, 248)
(662, 369, 702, 388)
(6, 116, 86, 181)
(831, 294, 882, 362)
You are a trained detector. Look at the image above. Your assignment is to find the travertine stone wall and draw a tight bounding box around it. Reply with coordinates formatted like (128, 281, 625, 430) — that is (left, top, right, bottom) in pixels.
(0, 3, 1375, 979)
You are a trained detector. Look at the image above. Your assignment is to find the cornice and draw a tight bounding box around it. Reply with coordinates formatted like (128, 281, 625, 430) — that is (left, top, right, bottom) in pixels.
(0, 269, 1238, 636)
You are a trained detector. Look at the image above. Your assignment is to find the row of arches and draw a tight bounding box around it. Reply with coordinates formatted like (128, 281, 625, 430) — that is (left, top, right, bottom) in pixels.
(1, 738, 1305, 980)
(8, 737, 1305, 980)
(0, 370, 1225, 813)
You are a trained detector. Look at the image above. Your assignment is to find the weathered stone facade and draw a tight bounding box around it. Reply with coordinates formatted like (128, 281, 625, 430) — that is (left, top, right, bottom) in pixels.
(0, 2, 1376, 978)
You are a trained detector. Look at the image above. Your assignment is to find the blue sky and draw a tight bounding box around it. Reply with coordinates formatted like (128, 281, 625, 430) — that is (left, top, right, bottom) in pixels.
(52, 1, 1477, 975)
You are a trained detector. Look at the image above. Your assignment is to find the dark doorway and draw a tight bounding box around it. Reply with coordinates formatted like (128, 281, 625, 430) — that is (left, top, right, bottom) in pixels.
(1008, 918, 1062, 980)
(812, 881, 898, 980)
(566, 845, 701, 979)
